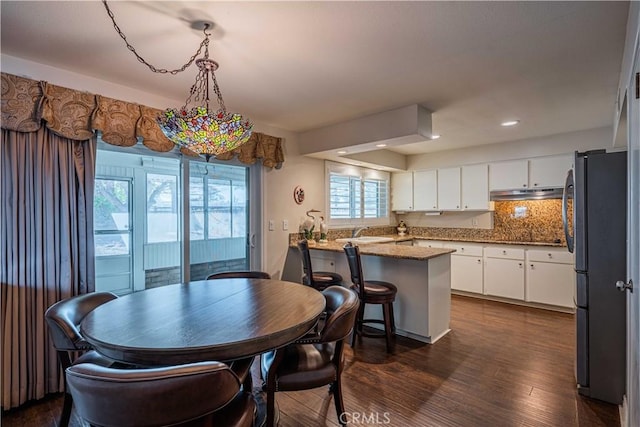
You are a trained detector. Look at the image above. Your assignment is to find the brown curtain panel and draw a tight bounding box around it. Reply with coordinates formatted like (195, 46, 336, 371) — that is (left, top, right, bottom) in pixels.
(1, 127, 96, 409)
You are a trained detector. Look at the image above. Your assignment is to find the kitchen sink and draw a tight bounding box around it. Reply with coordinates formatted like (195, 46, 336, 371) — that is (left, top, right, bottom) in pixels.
(334, 236, 395, 244)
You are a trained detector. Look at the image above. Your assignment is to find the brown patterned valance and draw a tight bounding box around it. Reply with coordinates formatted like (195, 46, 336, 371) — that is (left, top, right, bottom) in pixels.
(0, 73, 43, 132)
(1, 72, 284, 168)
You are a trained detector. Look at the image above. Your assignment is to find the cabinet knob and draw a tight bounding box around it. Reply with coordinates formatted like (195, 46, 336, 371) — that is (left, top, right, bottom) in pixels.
(465, 205, 468, 208)
(534, 183, 538, 187)
(456, 205, 459, 208)
(502, 250, 507, 255)
(547, 253, 552, 258)
(530, 264, 534, 268)
(518, 263, 523, 268)
(523, 184, 527, 187)
(433, 205, 437, 209)
(460, 247, 464, 252)
(477, 259, 482, 264)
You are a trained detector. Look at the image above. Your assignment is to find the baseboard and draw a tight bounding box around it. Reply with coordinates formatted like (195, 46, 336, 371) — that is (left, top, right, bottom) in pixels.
(451, 291, 576, 314)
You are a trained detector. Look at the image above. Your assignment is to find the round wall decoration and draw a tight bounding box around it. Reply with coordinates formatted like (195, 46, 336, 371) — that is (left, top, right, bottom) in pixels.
(293, 186, 305, 205)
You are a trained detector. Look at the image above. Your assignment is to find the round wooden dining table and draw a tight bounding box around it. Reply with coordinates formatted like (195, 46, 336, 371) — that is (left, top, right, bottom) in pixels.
(81, 278, 326, 366)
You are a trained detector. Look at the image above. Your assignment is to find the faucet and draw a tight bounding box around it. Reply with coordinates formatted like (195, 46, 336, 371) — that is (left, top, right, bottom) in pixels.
(352, 226, 369, 238)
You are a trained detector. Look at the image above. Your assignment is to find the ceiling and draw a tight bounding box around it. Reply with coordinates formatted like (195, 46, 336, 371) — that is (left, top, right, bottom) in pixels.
(0, 1, 630, 156)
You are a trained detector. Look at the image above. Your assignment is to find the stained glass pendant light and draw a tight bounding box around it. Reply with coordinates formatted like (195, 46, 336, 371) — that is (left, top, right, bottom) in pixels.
(102, 1, 252, 161)
(156, 24, 253, 161)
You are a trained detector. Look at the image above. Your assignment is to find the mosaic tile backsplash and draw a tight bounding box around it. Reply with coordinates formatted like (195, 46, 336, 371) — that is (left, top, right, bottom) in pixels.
(290, 199, 571, 246)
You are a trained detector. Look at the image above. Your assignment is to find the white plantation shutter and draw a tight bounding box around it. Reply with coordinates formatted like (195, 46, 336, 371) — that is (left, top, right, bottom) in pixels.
(326, 161, 390, 226)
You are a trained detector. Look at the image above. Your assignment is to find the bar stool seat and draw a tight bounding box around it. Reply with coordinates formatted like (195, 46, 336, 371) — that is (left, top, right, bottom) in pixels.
(343, 243, 397, 353)
(360, 280, 398, 297)
(298, 239, 343, 290)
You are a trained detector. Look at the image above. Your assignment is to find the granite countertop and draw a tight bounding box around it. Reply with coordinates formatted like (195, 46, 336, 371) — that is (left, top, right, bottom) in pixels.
(296, 240, 455, 261)
(408, 236, 566, 247)
(335, 234, 566, 247)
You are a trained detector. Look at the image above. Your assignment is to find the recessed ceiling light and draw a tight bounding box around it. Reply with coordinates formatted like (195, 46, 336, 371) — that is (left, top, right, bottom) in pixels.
(375, 143, 387, 148)
(501, 120, 520, 127)
(431, 134, 441, 140)
(337, 150, 347, 154)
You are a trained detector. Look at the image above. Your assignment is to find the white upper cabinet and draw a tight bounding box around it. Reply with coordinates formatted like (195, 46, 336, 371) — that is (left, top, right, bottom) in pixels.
(528, 155, 573, 188)
(489, 160, 528, 190)
(461, 164, 489, 210)
(437, 167, 461, 210)
(391, 172, 413, 211)
(413, 170, 438, 211)
(490, 155, 572, 190)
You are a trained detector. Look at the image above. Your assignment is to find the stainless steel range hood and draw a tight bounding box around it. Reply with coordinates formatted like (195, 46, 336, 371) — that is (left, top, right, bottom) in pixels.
(490, 188, 564, 201)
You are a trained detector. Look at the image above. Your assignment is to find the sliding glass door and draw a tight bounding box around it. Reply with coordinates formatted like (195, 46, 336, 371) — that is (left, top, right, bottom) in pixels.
(94, 178, 133, 294)
(94, 146, 258, 294)
(188, 163, 249, 280)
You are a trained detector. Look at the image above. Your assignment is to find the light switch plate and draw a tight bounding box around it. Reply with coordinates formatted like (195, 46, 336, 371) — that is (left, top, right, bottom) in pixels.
(282, 220, 289, 231)
(268, 220, 275, 231)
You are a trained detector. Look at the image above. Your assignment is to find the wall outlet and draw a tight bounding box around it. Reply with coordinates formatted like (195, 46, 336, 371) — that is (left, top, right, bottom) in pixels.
(268, 220, 275, 231)
(471, 218, 479, 227)
(282, 220, 289, 231)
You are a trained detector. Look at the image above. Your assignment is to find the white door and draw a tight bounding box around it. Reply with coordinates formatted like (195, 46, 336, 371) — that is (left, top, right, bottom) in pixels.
(391, 172, 413, 211)
(437, 167, 461, 210)
(626, 44, 640, 427)
(413, 170, 438, 211)
(450, 255, 483, 293)
(484, 257, 525, 300)
(461, 164, 489, 210)
(94, 178, 133, 294)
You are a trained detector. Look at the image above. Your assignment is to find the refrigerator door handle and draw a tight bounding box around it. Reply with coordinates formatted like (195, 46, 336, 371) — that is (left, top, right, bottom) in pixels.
(562, 169, 574, 253)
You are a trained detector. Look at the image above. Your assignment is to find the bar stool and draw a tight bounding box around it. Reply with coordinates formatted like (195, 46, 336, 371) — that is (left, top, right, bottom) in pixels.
(343, 242, 397, 353)
(298, 239, 343, 290)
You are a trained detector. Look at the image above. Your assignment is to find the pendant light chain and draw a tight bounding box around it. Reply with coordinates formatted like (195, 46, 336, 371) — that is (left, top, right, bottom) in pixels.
(101, 0, 209, 75)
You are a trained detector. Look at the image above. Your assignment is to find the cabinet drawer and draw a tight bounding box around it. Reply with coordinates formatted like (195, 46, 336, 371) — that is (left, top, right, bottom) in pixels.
(484, 246, 525, 260)
(414, 240, 445, 248)
(443, 242, 483, 257)
(526, 249, 573, 264)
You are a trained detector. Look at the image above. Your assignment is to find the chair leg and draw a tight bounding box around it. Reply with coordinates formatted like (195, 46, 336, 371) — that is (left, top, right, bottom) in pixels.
(243, 373, 253, 392)
(60, 392, 73, 427)
(389, 301, 396, 334)
(382, 302, 395, 353)
(332, 380, 346, 427)
(266, 386, 276, 427)
(351, 303, 365, 348)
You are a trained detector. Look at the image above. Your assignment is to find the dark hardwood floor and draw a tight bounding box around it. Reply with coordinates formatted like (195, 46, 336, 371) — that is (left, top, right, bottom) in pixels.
(2, 295, 620, 426)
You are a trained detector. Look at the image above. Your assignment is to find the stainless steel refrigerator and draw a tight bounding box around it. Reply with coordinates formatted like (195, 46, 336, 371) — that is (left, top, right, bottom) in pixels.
(563, 149, 626, 404)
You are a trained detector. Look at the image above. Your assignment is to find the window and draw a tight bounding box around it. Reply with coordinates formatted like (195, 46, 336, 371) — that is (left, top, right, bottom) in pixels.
(326, 161, 390, 226)
(146, 173, 179, 243)
(189, 164, 248, 241)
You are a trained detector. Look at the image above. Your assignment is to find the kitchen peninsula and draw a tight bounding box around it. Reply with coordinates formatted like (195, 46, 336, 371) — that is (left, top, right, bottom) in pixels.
(283, 241, 455, 344)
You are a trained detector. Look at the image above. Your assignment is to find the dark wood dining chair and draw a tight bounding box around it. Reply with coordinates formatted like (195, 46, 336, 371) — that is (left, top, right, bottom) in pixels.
(207, 270, 271, 280)
(261, 286, 360, 427)
(44, 292, 122, 427)
(298, 239, 343, 290)
(66, 361, 255, 427)
(206, 270, 272, 391)
(343, 242, 398, 353)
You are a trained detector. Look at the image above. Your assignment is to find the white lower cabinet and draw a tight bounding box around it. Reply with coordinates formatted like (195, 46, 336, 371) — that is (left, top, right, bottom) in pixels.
(444, 243, 483, 293)
(409, 241, 574, 310)
(483, 247, 525, 300)
(525, 249, 575, 308)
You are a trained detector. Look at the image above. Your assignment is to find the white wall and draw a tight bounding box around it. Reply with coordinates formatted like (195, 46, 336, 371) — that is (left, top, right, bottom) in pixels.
(408, 126, 612, 171)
